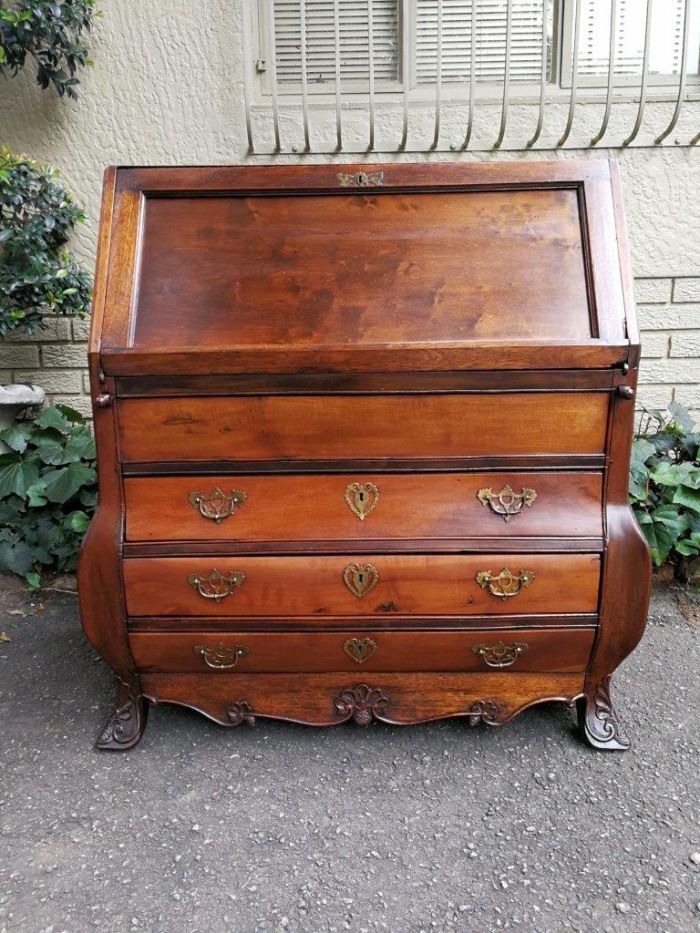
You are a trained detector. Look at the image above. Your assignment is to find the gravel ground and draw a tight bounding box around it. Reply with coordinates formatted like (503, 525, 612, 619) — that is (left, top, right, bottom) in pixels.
(0, 579, 699, 933)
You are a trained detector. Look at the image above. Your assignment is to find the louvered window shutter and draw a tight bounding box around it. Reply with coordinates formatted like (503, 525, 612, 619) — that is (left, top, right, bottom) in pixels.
(273, 0, 400, 85)
(576, 0, 700, 78)
(415, 0, 547, 84)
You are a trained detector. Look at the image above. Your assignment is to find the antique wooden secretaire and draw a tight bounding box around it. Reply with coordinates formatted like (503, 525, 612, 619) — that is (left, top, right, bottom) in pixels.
(78, 160, 651, 751)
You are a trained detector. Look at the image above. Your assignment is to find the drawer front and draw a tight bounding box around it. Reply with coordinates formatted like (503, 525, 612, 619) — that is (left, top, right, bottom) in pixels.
(123, 554, 601, 618)
(129, 627, 596, 674)
(124, 472, 603, 543)
(117, 393, 609, 462)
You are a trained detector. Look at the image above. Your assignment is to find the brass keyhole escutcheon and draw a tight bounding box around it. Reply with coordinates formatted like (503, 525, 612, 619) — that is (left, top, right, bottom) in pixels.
(344, 482, 379, 521)
(343, 638, 378, 664)
(342, 562, 379, 598)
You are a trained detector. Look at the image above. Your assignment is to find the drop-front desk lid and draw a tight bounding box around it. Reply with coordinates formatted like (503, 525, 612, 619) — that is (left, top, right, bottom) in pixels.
(94, 160, 637, 376)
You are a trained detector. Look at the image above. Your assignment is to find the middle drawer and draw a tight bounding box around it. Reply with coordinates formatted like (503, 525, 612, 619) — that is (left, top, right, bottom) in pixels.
(123, 553, 601, 618)
(124, 472, 603, 543)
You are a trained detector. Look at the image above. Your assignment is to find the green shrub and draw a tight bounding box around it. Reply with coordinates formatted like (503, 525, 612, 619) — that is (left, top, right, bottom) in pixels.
(0, 0, 97, 98)
(0, 404, 97, 588)
(630, 402, 700, 575)
(0, 145, 92, 338)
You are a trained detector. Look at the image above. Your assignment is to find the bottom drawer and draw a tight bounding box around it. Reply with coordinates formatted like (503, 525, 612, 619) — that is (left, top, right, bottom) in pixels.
(129, 627, 595, 674)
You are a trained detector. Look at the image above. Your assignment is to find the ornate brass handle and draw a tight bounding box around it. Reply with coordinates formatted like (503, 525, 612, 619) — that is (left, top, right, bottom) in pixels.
(342, 562, 379, 599)
(344, 482, 379, 520)
(188, 487, 246, 523)
(472, 641, 528, 669)
(343, 637, 377, 664)
(476, 567, 535, 599)
(187, 569, 245, 602)
(477, 484, 537, 522)
(194, 643, 250, 670)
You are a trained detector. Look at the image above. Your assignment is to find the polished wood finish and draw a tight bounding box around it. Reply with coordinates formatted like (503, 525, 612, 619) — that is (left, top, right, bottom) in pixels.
(123, 553, 601, 618)
(140, 671, 585, 728)
(79, 160, 650, 751)
(130, 627, 595, 674)
(117, 393, 609, 462)
(124, 471, 603, 543)
(133, 189, 591, 349)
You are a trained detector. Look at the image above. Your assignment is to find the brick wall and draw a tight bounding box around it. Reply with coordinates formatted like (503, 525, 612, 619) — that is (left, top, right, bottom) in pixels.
(637, 276, 700, 414)
(1, 275, 699, 418)
(1, 317, 92, 418)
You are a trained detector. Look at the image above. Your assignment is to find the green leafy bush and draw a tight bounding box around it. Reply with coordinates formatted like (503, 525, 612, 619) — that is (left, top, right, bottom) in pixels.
(0, 145, 92, 338)
(0, 0, 96, 98)
(630, 402, 700, 575)
(0, 404, 96, 588)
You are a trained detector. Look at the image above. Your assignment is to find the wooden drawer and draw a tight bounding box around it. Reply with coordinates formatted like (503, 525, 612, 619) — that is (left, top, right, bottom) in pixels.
(129, 627, 596, 674)
(117, 393, 609, 463)
(124, 471, 603, 543)
(123, 553, 601, 618)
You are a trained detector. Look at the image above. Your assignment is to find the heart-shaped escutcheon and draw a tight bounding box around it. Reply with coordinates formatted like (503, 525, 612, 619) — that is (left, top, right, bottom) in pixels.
(342, 562, 379, 598)
(343, 637, 378, 664)
(344, 482, 379, 520)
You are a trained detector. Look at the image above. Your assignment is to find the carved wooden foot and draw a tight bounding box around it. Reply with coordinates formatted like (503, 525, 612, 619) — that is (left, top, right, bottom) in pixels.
(96, 678, 148, 751)
(578, 676, 630, 751)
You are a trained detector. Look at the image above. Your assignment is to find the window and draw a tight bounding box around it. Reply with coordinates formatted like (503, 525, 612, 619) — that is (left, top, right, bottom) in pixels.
(253, 0, 700, 98)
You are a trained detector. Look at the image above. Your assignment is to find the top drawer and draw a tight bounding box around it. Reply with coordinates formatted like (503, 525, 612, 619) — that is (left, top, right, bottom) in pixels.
(117, 393, 609, 463)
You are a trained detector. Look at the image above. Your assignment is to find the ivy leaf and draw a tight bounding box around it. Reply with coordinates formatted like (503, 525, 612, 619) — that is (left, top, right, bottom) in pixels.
(0, 457, 40, 498)
(67, 509, 90, 533)
(675, 538, 700, 557)
(62, 426, 95, 461)
(55, 403, 84, 424)
(25, 571, 41, 590)
(0, 540, 34, 575)
(672, 486, 700, 515)
(41, 461, 96, 503)
(33, 406, 71, 433)
(637, 504, 688, 567)
(26, 482, 48, 507)
(0, 424, 30, 453)
(668, 401, 696, 433)
(34, 430, 72, 465)
(649, 461, 697, 487)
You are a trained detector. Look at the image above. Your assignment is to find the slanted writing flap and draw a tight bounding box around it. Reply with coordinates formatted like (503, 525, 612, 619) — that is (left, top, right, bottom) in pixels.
(130, 187, 592, 350)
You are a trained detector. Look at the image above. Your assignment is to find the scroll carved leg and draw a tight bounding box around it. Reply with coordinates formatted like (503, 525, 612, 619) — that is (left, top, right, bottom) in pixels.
(578, 675, 630, 752)
(96, 678, 148, 751)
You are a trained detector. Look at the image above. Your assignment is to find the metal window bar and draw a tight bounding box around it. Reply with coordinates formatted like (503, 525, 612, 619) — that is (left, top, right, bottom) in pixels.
(247, 0, 700, 155)
(621, 0, 653, 147)
(494, 0, 514, 148)
(590, 0, 618, 146)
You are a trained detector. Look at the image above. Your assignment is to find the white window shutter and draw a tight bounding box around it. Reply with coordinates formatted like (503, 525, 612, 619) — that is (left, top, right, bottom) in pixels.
(415, 0, 547, 84)
(273, 0, 400, 85)
(577, 0, 700, 78)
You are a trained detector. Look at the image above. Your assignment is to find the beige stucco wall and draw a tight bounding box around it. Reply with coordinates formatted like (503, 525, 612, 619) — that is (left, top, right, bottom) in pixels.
(1, 0, 699, 414)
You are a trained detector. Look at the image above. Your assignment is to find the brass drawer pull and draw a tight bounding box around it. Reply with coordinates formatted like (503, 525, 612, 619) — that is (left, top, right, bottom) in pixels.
(194, 643, 249, 670)
(343, 637, 377, 664)
(344, 482, 379, 520)
(187, 569, 245, 601)
(477, 484, 537, 522)
(188, 487, 246, 523)
(476, 567, 535, 599)
(343, 562, 379, 599)
(472, 641, 528, 669)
